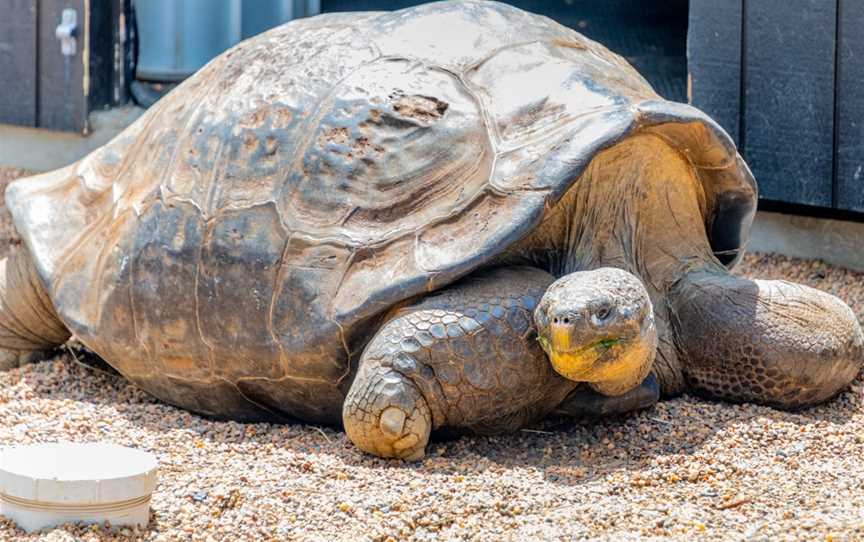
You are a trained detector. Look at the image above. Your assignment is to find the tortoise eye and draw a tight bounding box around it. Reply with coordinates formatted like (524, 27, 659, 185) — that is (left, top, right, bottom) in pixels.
(592, 307, 613, 325)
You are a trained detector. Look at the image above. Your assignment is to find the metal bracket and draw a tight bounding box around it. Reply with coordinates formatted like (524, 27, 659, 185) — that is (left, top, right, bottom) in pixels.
(55, 9, 78, 56)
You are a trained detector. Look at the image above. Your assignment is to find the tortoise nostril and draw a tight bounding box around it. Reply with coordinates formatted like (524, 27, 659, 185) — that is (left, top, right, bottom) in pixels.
(552, 317, 559, 324)
(563, 317, 570, 324)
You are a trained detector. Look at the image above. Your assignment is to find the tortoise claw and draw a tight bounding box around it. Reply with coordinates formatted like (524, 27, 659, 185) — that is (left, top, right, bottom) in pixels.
(343, 367, 432, 461)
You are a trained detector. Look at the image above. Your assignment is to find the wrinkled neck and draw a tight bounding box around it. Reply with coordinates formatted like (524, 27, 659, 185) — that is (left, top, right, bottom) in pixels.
(557, 133, 723, 292)
(492, 133, 724, 294)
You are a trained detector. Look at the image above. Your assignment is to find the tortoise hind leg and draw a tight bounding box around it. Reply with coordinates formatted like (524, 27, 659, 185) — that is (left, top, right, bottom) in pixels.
(0, 249, 70, 370)
(669, 267, 863, 409)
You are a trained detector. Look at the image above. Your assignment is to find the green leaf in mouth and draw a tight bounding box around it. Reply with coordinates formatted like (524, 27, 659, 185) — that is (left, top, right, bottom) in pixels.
(536, 335, 620, 354)
(595, 338, 621, 350)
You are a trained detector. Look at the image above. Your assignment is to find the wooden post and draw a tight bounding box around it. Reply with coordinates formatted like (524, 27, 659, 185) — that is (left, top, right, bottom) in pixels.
(742, 0, 836, 207)
(0, 0, 38, 127)
(687, 0, 743, 145)
(835, 0, 864, 212)
(37, 0, 88, 132)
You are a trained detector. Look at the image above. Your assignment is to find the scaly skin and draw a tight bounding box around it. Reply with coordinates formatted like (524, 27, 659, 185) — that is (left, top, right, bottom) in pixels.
(341, 365, 433, 460)
(671, 269, 864, 409)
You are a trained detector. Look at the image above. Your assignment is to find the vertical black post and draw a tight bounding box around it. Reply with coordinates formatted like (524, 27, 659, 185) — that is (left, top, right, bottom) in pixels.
(0, 0, 38, 126)
(835, 0, 864, 212)
(687, 0, 744, 146)
(743, 0, 836, 207)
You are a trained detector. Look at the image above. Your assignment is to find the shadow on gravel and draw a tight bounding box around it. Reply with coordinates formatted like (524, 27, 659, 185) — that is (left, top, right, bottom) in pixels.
(17, 352, 862, 490)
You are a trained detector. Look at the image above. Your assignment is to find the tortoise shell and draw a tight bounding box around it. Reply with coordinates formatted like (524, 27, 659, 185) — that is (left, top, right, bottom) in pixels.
(6, 1, 756, 423)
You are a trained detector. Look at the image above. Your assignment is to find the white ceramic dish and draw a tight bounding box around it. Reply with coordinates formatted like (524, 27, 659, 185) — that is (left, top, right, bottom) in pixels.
(0, 442, 158, 532)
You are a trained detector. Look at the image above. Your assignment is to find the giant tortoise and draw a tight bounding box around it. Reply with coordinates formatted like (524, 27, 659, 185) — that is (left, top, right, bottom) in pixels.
(2, 1, 861, 459)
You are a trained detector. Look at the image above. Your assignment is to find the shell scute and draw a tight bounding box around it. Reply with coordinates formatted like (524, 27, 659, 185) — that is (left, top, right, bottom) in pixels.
(282, 58, 492, 243)
(197, 204, 288, 381)
(128, 201, 212, 381)
(270, 235, 352, 378)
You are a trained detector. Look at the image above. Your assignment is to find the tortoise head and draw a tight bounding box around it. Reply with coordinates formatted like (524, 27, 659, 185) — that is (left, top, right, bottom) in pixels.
(534, 268, 657, 396)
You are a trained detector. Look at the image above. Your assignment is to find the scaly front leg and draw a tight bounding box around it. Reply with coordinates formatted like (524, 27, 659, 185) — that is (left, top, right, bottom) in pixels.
(342, 358, 434, 461)
(343, 267, 570, 460)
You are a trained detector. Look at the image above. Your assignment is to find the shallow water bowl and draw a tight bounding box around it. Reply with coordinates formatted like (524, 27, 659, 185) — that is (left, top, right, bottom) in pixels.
(0, 443, 158, 533)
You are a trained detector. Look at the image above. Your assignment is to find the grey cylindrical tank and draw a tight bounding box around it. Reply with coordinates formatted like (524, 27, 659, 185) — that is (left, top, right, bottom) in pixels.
(242, 0, 312, 39)
(135, 0, 312, 82)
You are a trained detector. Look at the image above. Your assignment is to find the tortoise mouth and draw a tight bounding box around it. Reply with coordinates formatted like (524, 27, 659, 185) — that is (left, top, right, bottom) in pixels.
(539, 329, 617, 352)
(538, 333, 640, 382)
(546, 334, 624, 356)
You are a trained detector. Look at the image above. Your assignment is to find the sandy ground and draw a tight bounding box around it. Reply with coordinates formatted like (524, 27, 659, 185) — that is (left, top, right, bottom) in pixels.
(0, 166, 863, 541)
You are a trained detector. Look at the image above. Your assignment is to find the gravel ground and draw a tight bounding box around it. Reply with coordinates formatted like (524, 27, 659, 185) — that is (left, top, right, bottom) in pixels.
(1, 166, 863, 541)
